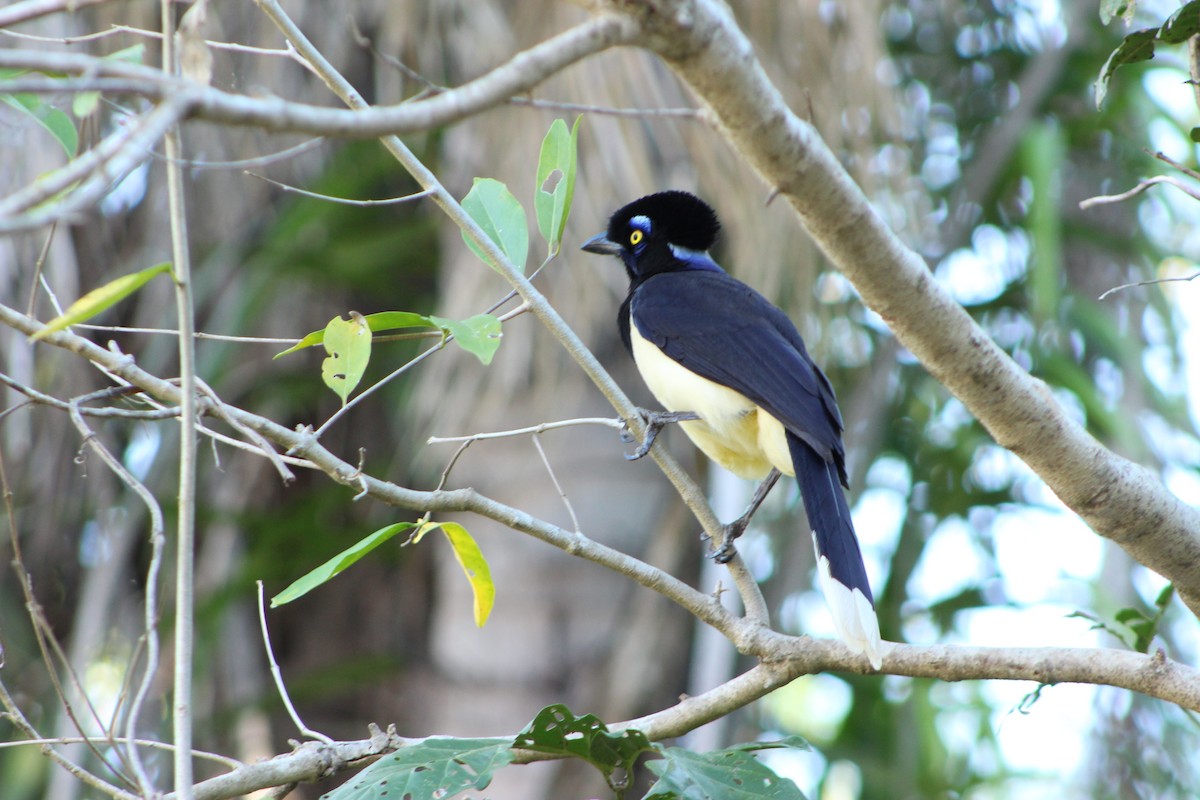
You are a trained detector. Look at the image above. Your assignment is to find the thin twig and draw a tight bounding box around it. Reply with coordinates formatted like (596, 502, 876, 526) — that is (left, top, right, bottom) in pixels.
(0, 372, 181, 419)
(72, 323, 299, 344)
(161, 3, 198, 795)
(532, 433, 582, 534)
(244, 173, 435, 206)
(67, 395, 165, 796)
(194, 378, 295, 483)
(1098, 271, 1200, 301)
(428, 416, 625, 445)
(0, 0, 117, 28)
(256, 582, 334, 744)
(1079, 174, 1200, 209)
(0, 450, 142, 800)
(0, 736, 242, 769)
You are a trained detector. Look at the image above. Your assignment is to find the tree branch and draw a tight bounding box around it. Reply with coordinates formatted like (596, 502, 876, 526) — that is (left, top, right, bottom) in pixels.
(605, 0, 1200, 615)
(0, 13, 639, 137)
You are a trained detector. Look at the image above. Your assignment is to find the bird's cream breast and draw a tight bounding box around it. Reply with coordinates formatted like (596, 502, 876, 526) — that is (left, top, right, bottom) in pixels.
(630, 326, 785, 480)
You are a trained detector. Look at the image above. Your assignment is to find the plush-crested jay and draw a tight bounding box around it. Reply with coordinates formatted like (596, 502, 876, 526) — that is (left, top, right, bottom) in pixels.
(582, 190, 883, 668)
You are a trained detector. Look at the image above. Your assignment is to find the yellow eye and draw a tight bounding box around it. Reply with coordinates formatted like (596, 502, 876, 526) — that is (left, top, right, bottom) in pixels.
(629, 229, 644, 246)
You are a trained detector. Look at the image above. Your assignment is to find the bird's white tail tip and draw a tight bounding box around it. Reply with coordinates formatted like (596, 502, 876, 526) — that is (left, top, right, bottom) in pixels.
(816, 555, 885, 670)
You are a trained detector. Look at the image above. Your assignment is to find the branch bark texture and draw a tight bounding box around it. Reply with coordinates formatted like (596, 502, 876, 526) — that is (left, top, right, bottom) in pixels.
(606, 0, 1200, 612)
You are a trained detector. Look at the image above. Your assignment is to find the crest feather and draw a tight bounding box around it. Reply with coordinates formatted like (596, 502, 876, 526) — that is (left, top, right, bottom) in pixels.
(606, 191, 720, 251)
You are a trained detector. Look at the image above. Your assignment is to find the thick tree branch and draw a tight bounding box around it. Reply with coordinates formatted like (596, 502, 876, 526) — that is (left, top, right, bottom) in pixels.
(604, 0, 1200, 614)
(0, 14, 638, 137)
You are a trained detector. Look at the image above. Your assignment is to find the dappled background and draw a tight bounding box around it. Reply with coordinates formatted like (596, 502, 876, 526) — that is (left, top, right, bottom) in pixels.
(1, 1, 1198, 798)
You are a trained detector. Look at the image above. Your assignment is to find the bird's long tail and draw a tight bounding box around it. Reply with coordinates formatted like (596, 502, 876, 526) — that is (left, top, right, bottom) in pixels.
(788, 432, 884, 669)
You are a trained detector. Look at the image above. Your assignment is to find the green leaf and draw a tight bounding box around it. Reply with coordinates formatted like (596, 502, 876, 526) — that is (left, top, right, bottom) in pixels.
(1159, 1, 1200, 43)
(31, 262, 171, 341)
(105, 43, 146, 64)
(513, 705, 655, 791)
(429, 313, 502, 365)
(1099, 0, 1136, 26)
(438, 522, 495, 626)
(274, 311, 436, 358)
(276, 310, 500, 365)
(1, 92, 78, 158)
(534, 116, 581, 253)
(321, 737, 514, 800)
(1154, 583, 1175, 612)
(72, 91, 101, 118)
(1095, 27, 1158, 108)
(271, 523, 415, 607)
(645, 744, 808, 800)
(461, 177, 528, 273)
(321, 313, 372, 405)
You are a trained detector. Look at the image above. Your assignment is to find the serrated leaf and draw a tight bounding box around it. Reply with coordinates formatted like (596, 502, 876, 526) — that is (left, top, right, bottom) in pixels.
(461, 177, 528, 273)
(429, 313, 502, 365)
(271, 523, 413, 606)
(321, 313, 372, 405)
(322, 737, 514, 800)
(645, 745, 808, 800)
(1095, 27, 1158, 108)
(1, 92, 78, 158)
(438, 522, 495, 626)
(534, 116, 581, 252)
(31, 262, 171, 341)
(514, 704, 654, 789)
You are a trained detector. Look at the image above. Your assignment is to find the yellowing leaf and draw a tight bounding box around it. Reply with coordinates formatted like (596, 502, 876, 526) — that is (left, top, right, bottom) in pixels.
(31, 262, 171, 341)
(439, 522, 495, 627)
(321, 313, 372, 405)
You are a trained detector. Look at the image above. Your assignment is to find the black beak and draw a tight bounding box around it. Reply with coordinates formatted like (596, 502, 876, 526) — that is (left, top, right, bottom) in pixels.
(581, 232, 621, 256)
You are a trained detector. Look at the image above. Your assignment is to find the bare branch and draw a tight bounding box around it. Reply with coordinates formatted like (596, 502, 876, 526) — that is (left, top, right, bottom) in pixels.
(427, 416, 626, 445)
(1079, 174, 1200, 209)
(243, 174, 435, 207)
(256, 581, 333, 744)
(0, 13, 639, 138)
(0, 0, 120, 28)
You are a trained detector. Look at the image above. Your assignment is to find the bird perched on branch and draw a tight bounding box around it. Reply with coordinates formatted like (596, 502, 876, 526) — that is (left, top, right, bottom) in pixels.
(582, 190, 883, 669)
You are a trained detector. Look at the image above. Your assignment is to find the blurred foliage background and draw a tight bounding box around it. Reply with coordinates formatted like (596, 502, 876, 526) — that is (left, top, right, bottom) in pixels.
(1, 1, 1198, 799)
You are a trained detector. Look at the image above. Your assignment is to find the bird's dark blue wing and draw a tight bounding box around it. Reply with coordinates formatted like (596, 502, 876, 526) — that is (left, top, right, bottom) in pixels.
(630, 269, 847, 477)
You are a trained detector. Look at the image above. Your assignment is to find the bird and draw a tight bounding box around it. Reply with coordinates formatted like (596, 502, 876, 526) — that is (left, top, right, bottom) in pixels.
(582, 190, 883, 669)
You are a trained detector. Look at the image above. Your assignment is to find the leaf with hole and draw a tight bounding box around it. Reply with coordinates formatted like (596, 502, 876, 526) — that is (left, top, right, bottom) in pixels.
(645, 743, 809, 800)
(321, 313, 372, 405)
(461, 177, 528, 273)
(275, 310, 500, 365)
(514, 704, 654, 790)
(31, 262, 171, 341)
(321, 737, 514, 800)
(534, 116, 581, 253)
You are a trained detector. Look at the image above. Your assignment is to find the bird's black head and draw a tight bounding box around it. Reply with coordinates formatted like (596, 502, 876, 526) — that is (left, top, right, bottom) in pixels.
(581, 190, 721, 281)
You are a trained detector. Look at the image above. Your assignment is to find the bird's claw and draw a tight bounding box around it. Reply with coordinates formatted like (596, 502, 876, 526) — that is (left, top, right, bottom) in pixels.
(621, 409, 699, 461)
(706, 519, 748, 564)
